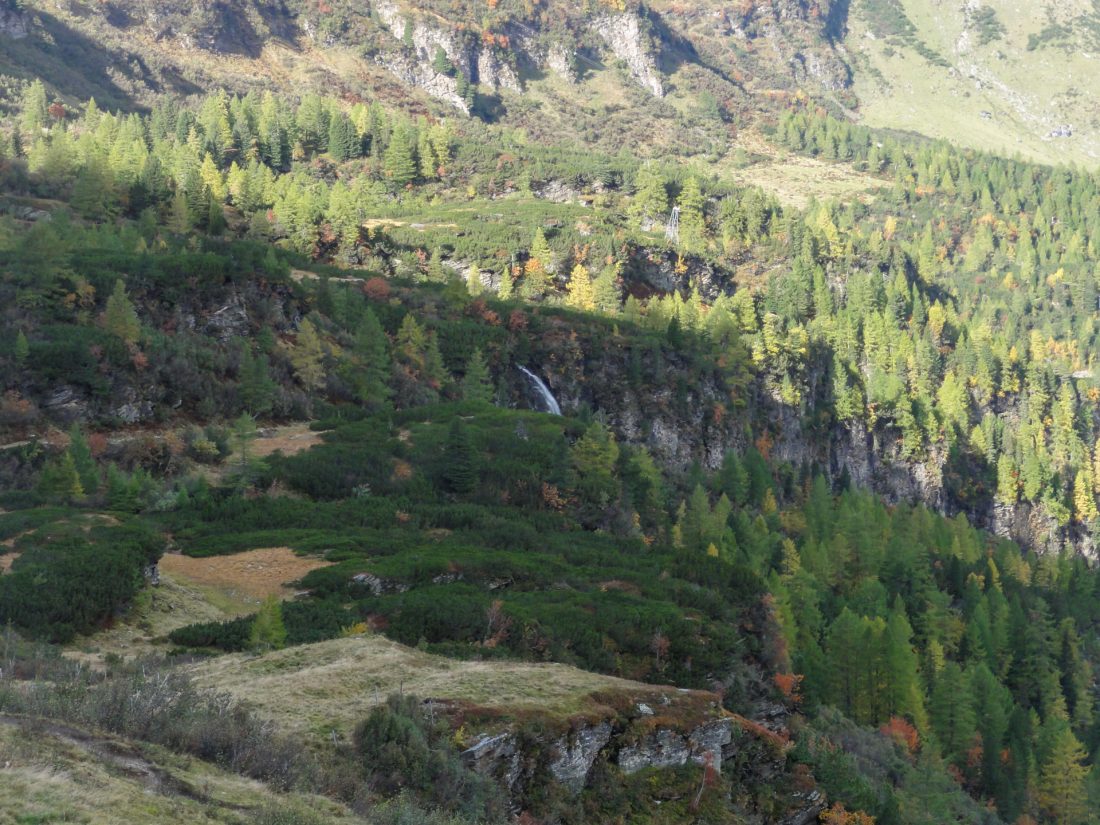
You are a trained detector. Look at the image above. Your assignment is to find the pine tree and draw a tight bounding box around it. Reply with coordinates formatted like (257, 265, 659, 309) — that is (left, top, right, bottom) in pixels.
(883, 599, 927, 729)
(678, 177, 707, 253)
(593, 264, 622, 314)
(461, 348, 493, 404)
(250, 596, 288, 651)
(13, 330, 28, 365)
(566, 263, 596, 311)
(930, 661, 976, 767)
(497, 265, 514, 300)
(290, 319, 326, 391)
(441, 417, 478, 494)
(1037, 728, 1088, 825)
(383, 124, 417, 188)
(352, 309, 392, 411)
(20, 79, 48, 136)
(629, 163, 669, 229)
(67, 425, 99, 495)
(103, 280, 141, 345)
(523, 228, 555, 298)
(37, 451, 84, 502)
(570, 422, 620, 511)
(238, 344, 276, 416)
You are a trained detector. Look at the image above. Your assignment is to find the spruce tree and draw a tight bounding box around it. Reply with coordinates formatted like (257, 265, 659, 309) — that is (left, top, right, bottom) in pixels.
(67, 425, 99, 496)
(352, 309, 392, 411)
(103, 280, 141, 345)
(441, 417, 478, 494)
(37, 451, 84, 502)
(13, 330, 28, 365)
(461, 348, 493, 404)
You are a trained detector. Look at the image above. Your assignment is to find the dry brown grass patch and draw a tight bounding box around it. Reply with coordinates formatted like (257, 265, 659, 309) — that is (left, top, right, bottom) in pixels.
(160, 547, 332, 608)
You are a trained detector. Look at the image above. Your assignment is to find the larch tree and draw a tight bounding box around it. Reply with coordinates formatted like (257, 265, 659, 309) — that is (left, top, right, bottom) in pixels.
(566, 263, 596, 311)
(103, 280, 141, 345)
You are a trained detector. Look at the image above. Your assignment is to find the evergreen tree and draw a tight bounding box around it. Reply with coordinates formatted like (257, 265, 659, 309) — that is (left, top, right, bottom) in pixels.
(13, 330, 28, 365)
(677, 177, 707, 253)
(103, 280, 141, 345)
(441, 417, 478, 494)
(290, 319, 326, 391)
(461, 348, 493, 404)
(238, 343, 276, 416)
(20, 79, 48, 136)
(67, 425, 98, 496)
(383, 124, 417, 188)
(1037, 728, 1088, 825)
(250, 596, 287, 651)
(37, 451, 84, 503)
(351, 309, 392, 411)
(629, 162, 669, 229)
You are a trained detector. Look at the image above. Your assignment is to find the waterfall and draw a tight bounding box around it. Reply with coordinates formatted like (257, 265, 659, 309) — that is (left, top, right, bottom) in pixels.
(517, 366, 562, 416)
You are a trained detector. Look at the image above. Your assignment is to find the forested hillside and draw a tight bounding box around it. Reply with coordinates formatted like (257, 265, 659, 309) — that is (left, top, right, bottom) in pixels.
(4, 2, 1100, 824)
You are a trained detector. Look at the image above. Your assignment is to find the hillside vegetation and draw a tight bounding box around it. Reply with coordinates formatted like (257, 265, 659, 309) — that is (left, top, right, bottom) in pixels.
(5, 2, 1100, 823)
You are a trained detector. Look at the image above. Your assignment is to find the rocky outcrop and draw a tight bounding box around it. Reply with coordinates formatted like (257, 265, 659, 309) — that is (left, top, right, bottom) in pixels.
(548, 721, 613, 791)
(590, 12, 664, 97)
(461, 707, 793, 807)
(0, 2, 28, 39)
(376, 52, 470, 114)
(477, 49, 522, 94)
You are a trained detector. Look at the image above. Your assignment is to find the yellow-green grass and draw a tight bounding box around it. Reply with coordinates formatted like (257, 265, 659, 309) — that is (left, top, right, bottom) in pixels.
(0, 720, 358, 825)
(848, 0, 1100, 167)
(191, 635, 718, 741)
(719, 132, 887, 208)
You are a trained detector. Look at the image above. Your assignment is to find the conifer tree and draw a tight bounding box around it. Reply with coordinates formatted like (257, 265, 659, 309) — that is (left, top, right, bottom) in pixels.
(441, 417, 478, 494)
(629, 162, 669, 229)
(352, 309, 392, 411)
(238, 343, 276, 416)
(13, 330, 28, 365)
(461, 348, 493, 404)
(103, 280, 141, 345)
(290, 319, 326, 391)
(383, 124, 417, 188)
(593, 263, 622, 314)
(523, 228, 555, 298)
(566, 263, 596, 311)
(37, 451, 84, 502)
(67, 424, 99, 496)
(1037, 728, 1088, 825)
(20, 79, 48, 136)
(678, 177, 707, 253)
(250, 596, 287, 651)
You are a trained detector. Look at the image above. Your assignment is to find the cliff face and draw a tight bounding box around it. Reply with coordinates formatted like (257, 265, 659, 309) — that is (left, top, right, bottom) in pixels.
(459, 697, 822, 821)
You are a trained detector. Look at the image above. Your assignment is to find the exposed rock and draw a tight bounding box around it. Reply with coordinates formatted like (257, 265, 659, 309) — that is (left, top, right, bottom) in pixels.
(590, 12, 664, 97)
(461, 733, 523, 792)
(203, 297, 251, 343)
(477, 48, 522, 93)
(549, 721, 612, 792)
(547, 43, 579, 83)
(377, 52, 470, 114)
(0, 3, 28, 39)
(350, 572, 410, 595)
(618, 718, 735, 775)
(375, 1, 474, 79)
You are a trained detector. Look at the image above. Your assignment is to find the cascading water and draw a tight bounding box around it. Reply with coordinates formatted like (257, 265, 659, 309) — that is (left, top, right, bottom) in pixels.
(517, 366, 562, 415)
